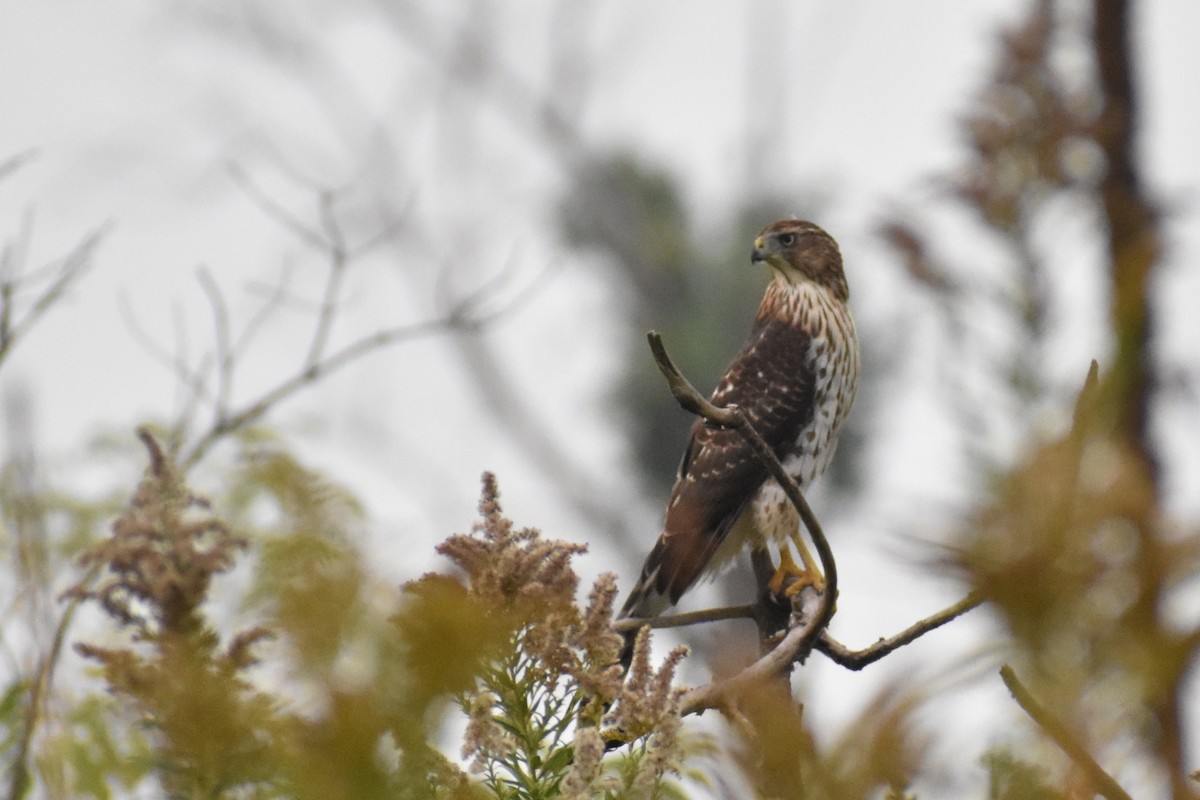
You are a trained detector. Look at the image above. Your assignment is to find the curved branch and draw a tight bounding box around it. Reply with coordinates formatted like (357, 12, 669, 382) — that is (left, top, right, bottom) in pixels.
(816, 592, 983, 670)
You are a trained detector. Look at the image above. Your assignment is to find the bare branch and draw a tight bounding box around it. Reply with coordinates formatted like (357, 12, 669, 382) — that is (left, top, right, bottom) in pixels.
(0, 221, 110, 369)
(117, 293, 214, 410)
(1000, 664, 1134, 800)
(613, 604, 755, 634)
(238, 265, 307, 353)
(196, 267, 234, 420)
(816, 592, 983, 670)
(0, 149, 38, 183)
(131, 168, 550, 473)
(227, 163, 328, 251)
(347, 214, 407, 260)
(305, 190, 348, 366)
(7, 564, 100, 800)
(179, 313, 460, 470)
(172, 252, 544, 472)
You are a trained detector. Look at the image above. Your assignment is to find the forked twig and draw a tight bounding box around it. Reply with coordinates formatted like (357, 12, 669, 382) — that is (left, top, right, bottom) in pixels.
(817, 592, 983, 670)
(0, 222, 110, 368)
(148, 167, 552, 472)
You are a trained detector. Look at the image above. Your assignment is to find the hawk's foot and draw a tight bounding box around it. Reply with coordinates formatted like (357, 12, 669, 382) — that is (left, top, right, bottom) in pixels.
(766, 547, 826, 599)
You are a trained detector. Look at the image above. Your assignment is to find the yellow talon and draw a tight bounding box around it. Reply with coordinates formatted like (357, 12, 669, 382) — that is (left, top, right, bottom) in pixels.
(767, 535, 826, 599)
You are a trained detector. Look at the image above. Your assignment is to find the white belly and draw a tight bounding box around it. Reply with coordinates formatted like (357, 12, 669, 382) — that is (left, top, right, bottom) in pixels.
(710, 330, 857, 571)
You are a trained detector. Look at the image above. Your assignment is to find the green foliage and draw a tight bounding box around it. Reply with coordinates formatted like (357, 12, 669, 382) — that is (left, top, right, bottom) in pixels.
(470, 645, 584, 798)
(36, 695, 152, 800)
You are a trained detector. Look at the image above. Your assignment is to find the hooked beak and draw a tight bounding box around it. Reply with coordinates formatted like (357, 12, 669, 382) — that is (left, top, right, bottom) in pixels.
(751, 236, 768, 264)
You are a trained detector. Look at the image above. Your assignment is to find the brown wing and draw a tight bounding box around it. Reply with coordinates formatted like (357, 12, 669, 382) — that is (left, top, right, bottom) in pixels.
(621, 318, 816, 617)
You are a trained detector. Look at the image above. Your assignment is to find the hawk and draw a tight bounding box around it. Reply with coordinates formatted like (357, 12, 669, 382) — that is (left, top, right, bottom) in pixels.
(619, 219, 859, 653)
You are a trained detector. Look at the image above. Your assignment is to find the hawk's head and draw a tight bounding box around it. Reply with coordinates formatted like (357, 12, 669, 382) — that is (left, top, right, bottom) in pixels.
(751, 219, 848, 301)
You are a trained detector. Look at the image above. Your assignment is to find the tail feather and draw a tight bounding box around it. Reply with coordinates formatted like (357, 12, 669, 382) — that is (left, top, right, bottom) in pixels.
(616, 560, 673, 669)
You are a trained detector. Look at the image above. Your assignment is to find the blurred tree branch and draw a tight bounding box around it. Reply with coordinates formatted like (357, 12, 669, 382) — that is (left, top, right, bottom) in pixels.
(0, 152, 110, 371)
(225, 4, 647, 545)
(1092, 0, 1160, 475)
(1088, 3, 1190, 797)
(1000, 664, 1134, 800)
(121, 168, 548, 473)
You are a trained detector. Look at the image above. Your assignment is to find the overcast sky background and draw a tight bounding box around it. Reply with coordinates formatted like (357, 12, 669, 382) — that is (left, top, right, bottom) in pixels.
(2, 1, 1199, 796)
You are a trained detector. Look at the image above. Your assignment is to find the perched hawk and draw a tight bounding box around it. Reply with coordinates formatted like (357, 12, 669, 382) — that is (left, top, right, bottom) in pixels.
(619, 219, 860, 649)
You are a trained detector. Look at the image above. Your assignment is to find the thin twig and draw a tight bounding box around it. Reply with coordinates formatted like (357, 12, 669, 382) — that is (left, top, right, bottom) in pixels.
(0, 223, 109, 368)
(1000, 664, 1134, 800)
(227, 163, 327, 251)
(347, 214, 408, 259)
(17, 225, 109, 330)
(613, 604, 755, 634)
(8, 563, 101, 800)
(117, 293, 209, 404)
(305, 190, 348, 367)
(816, 592, 983, 670)
(237, 264, 299, 354)
(196, 267, 234, 421)
(0, 149, 39, 183)
(178, 314, 462, 470)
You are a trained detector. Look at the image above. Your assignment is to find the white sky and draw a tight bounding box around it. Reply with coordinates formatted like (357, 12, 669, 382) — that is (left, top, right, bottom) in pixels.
(2, 1, 1199, 797)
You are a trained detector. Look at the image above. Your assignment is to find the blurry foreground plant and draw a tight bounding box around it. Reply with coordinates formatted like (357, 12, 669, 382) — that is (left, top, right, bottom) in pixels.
(65, 438, 703, 799)
(440, 472, 701, 799)
(68, 429, 279, 798)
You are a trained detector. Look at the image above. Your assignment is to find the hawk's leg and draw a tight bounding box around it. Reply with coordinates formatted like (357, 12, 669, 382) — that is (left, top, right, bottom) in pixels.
(766, 533, 826, 598)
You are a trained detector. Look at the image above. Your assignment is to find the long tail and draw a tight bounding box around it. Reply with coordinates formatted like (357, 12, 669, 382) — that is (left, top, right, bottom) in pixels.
(616, 554, 673, 670)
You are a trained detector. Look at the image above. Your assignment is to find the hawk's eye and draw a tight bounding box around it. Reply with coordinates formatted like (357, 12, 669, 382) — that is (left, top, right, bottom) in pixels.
(778, 233, 797, 247)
